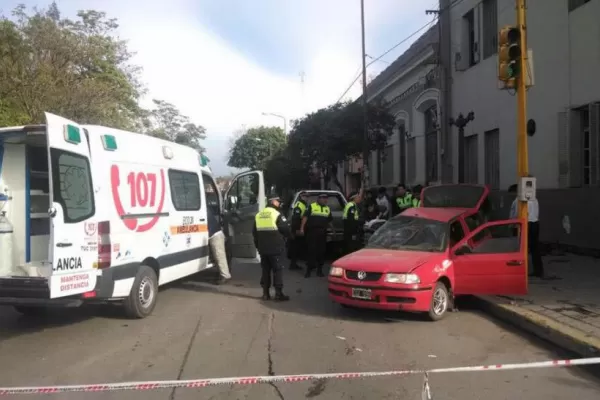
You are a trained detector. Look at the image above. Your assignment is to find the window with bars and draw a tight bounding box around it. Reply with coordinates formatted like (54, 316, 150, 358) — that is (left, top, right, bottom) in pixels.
(424, 105, 439, 183)
(407, 137, 416, 184)
(482, 0, 498, 59)
(381, 145, 394, 185)
(484, 129, 500, 190)
(464, 134, 479, 184)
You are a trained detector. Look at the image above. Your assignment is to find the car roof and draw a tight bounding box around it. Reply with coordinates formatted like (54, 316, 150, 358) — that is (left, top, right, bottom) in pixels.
(400, 207, 466, 222)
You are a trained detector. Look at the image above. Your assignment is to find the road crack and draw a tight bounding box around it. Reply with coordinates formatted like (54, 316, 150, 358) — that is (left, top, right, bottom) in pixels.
(169, 315, 202, 400)
(267, 312, 285, 400)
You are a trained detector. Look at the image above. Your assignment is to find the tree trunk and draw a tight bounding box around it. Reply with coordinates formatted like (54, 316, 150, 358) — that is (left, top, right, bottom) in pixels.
(329, 163, 345, 193)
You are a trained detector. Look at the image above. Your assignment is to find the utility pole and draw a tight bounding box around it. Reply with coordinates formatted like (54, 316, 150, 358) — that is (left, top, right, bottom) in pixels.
(360, 0, 369, 188)
(449, 112, 474, 183)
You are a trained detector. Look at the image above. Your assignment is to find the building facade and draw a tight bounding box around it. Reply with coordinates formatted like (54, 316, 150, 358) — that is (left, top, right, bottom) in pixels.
(336, 24, 441, 194)
(444, 0, 600, 250)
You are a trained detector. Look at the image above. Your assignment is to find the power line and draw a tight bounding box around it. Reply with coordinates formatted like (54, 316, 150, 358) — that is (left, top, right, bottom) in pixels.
(336, 18, 437, 103)
(335, 0, 469, 103)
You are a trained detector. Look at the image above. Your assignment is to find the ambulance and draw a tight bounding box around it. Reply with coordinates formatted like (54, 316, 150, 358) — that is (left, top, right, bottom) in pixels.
(0, 113, 266, 318)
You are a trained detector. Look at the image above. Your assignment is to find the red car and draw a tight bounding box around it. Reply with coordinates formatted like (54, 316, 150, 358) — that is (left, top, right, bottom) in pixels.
(328, 184, 527, 321)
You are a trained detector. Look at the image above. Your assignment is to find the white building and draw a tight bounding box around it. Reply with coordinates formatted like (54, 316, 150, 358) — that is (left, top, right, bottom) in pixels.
(446, 0, 600, 249)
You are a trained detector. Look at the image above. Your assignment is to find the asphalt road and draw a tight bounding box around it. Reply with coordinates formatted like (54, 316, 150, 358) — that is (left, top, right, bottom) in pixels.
(1, 260, 600, 400)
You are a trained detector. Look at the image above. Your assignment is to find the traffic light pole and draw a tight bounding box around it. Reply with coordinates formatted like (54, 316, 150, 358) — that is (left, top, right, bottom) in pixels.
(516, 0, 529, 288)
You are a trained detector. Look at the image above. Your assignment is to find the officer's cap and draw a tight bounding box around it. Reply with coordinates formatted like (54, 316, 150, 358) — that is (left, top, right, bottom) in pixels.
(298, 191, 308, 196)
(317, 193, 328, 198)
(267, 193, 281, 202)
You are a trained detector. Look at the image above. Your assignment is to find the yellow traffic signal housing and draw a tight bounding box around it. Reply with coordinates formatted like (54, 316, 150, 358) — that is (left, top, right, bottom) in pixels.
(498, 26, 521, 83)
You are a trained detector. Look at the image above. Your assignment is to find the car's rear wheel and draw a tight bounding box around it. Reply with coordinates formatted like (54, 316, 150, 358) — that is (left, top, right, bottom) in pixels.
(427, 282, 449, 321)
(123, 265, 158, 319)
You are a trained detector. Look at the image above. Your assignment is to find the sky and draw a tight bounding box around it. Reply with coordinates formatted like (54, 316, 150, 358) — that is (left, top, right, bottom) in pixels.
(2, 0, 435, 176)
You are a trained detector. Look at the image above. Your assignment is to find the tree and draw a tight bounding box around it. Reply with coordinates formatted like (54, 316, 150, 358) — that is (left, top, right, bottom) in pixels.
(142, 99, 207, 152)
(282, 101, 396, 191)
(0, 3, 144, 129)
(227, 126, 286, 170)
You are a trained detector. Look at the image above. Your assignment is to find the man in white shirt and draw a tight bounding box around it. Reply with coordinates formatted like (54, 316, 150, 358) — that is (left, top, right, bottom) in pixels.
(375, 187, 391, 219)
(509, 184, 544, 278)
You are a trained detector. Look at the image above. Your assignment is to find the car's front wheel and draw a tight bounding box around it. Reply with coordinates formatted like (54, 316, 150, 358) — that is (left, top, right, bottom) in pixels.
(427, 282, 449, 321)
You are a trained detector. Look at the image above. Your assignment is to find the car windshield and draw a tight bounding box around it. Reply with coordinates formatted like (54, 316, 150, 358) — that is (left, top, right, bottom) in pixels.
(365, 216, 448, 252)
(422, 185, 485, 208)
(304, 193, 345, 212)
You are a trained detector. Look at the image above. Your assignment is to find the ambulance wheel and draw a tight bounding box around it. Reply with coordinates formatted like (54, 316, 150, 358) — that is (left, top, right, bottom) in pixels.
(427, 282, 449, 321)
(123, 265, 158, 319)
(14, 306, 48, 316)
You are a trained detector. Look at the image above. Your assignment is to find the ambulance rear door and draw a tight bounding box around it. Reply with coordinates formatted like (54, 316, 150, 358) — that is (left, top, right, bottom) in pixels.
(45, 113, 98, 298)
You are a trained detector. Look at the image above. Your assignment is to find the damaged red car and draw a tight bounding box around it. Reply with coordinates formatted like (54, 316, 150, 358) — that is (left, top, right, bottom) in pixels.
(328, 184, 527, 321)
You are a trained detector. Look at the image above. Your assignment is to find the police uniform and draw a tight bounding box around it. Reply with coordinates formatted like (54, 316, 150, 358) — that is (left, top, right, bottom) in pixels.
(289, 195, 307, 270)
(252, 197, 292, 301)
(395, 193, 414, 214)
(303, 196, 332, 277)
(342, 195, 361, 255)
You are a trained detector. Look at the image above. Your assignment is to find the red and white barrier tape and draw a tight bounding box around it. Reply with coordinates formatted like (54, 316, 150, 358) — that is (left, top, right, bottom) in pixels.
(1, 357, 599, 395)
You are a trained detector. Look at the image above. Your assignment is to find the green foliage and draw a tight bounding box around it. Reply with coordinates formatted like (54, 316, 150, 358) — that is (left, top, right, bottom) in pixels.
(142, 99, 206, 152)
(0, 3, 144, 129)
(264, 101, 396, 191)
(227, 126, 286, 170)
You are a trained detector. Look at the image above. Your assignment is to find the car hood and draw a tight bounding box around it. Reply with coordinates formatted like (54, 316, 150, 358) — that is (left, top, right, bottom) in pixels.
(334, 249, 436, 274)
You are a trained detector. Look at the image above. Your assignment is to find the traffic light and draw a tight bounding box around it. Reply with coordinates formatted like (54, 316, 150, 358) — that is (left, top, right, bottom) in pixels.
(498, 26, 522, 84)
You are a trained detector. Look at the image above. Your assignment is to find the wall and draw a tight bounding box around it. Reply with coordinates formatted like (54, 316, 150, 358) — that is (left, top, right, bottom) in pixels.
(448, 0, 600, 251)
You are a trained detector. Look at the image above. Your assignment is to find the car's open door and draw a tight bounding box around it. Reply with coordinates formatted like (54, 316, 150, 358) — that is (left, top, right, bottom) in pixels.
(223, 170, 266, 259)
(451, 219, 527, 296)
(422, 184, 490, 211)
(45, 113, 98, 298)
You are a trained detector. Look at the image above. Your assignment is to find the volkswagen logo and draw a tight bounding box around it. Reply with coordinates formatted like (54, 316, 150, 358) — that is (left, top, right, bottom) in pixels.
(357, 271, 367, 280)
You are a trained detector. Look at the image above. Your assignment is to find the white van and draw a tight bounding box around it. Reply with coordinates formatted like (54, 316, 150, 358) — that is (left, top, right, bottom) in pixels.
(0, 113, 264, 318)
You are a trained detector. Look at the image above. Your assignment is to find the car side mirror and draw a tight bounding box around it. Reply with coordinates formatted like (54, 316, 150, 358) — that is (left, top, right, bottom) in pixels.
(454, 245, 472, 256)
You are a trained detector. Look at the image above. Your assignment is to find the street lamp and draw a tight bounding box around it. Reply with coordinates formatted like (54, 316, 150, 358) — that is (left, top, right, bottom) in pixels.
(262, 112, 287, 135)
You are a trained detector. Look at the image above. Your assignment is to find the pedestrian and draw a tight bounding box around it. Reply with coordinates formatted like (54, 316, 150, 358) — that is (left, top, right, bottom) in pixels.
(207, 207, 231, 285)
(300, 193, 333, 278)
(252, 194, 291, 301)
(393, 184, 413, 215)
(411, 184, 423, 207)
(375, 186, 390, 219)
(509, 183, 544, 278)
(343, 189, 363, 255)
(289, 191, 308, 270)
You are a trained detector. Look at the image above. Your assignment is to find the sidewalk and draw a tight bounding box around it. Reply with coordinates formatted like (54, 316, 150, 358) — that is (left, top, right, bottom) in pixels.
(475, 253, 600, 357)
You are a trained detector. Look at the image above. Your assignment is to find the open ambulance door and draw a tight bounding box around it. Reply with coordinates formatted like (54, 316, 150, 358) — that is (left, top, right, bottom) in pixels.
(45, 113, 98, 299)
(223, 170, 266, 259)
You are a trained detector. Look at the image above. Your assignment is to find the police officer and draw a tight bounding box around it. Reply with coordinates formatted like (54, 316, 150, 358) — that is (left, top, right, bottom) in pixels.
(252, 194, 291, 301)
(300, 193, 333, 278)
(394, 184, 413, 215)
(289, 191, 308, 270)
(412, 184, 423, 207)
(343, 190, 362, 255)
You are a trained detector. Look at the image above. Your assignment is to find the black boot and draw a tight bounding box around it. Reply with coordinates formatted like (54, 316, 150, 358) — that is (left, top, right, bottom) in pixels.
(261, 288, 271, 301)
(274, 289, 289, 302)
(304, 269, 311, 278)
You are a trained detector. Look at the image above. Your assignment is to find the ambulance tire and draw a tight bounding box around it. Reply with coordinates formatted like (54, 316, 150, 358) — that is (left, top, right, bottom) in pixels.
(123, 265, 158, 319)
(13, 306, 48, 317)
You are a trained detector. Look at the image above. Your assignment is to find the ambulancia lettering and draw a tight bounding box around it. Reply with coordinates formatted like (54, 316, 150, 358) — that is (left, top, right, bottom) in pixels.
(54, 257, 83, 271)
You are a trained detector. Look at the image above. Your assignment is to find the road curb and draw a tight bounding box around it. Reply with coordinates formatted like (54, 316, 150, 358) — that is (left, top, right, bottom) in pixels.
(474, 296, 600, 357)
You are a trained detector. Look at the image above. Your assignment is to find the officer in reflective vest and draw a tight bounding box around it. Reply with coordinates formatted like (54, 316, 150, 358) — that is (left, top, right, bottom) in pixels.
(394, 184, 413, 215)
(412, 184, 423, 207)
(300, 193, 333, 278)
(289, 191, 308, 270)
(343, 191, 363, 255)
(252, 194, 292, 301)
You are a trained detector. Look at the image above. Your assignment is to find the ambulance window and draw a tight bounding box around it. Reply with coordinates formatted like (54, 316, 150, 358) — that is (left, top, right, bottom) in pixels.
(169, 169, 201, 211)
(49, 149, 95, 223)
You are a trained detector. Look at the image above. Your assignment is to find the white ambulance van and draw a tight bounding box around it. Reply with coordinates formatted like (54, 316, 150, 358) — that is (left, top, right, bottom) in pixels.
(0, 112, 265, 318)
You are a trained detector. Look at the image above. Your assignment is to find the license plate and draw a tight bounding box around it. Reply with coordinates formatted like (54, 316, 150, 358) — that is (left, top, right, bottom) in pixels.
(351, 288, 372, 300)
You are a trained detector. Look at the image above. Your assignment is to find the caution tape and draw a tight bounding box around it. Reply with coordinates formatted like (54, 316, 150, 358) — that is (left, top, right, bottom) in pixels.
(1, 357, 599, 395)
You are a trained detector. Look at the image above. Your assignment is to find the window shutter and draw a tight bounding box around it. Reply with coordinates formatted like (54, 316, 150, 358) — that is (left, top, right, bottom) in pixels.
(557, 111, 569, 188)
(569, 109, 583, 187)
(590, 103, 600, 186)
